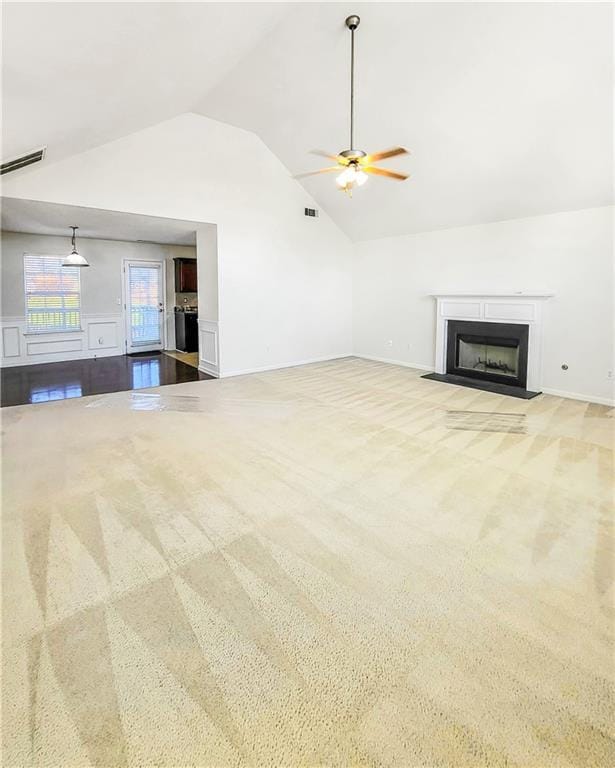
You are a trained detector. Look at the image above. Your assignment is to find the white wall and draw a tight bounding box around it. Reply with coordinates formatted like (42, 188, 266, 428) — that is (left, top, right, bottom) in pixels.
(2, 112, 354, 377)
(353, 206, 614, 404)
(3, 113, 610, 403)
(0, 230, 195, 366)
(195, 227, 220, 375)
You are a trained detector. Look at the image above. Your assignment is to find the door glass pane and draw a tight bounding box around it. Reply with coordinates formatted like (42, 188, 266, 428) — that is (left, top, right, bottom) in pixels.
(129, 265, 160, 345)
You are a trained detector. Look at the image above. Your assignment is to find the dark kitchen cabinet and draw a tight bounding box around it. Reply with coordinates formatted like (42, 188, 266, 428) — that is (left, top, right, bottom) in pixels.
(174, 258, 197, 292)
(175, 311, 199, 352)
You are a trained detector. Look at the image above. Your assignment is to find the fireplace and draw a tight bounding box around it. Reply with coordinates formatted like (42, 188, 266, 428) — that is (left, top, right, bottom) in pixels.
(446, 320, 529, 388)
(425, 292, 552, 398)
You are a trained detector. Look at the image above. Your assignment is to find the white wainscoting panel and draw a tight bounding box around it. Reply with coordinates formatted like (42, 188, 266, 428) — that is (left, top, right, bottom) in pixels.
(2, 326, 21, 358)
(1, 314, 124, 367)
(198, 319, 219, 377)
(87, 321, 118, 350)
(27, 338, 83, 356)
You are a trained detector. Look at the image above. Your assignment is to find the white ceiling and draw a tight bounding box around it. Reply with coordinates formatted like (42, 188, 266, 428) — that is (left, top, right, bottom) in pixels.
(1, 198, 208, 245)
(1, 2, 288, 164)
(2, 3, 612, 241)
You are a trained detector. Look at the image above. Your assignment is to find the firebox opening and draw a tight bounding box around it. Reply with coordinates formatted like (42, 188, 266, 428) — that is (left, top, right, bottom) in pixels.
(457, 335, 520, 378)
(446, 320, 529, 389)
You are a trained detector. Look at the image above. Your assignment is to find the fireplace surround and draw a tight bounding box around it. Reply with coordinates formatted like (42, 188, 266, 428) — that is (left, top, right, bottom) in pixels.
(425, 292, 554, 397)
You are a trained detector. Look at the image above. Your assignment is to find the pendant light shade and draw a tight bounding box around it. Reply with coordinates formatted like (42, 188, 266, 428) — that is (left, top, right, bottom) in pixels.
(62, 226, 89, 267)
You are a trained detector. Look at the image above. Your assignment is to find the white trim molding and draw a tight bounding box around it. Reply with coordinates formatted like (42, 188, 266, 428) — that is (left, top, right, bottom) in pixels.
(355, 354, 432, 372)
(540, 387, 614, 407)
(221, 354, 354, 378)
(1, 313, 124, 367)
(432, 292, 554, 392)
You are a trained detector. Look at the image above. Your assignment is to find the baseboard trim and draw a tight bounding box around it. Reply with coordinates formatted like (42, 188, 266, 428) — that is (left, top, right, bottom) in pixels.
(541, 387, 614, 407)
(356, 356, 613, 406)
(198, 362, 220, 378)
(221, 354, 354, 378)
(206, 352, 613, 407)
(354, 354, 433, 372)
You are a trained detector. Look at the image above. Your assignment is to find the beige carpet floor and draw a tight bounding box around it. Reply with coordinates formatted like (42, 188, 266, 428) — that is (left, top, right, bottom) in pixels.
(2, 357, 614, 767)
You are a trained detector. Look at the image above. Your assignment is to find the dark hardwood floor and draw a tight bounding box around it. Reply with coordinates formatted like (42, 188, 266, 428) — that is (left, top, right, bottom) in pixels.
(1, 352, 213, 407)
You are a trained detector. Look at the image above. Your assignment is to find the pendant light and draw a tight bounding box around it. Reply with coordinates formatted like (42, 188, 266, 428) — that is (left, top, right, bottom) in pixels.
(62, 226, 89, 267)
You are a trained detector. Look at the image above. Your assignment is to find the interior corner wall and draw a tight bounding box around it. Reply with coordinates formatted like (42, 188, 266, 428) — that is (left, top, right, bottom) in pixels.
(2, 112, 354, 378)
(352, 206, 614, 404)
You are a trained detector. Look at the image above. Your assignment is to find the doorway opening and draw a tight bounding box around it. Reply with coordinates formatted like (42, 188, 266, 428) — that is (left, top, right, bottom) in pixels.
(167, 256, 199, 369)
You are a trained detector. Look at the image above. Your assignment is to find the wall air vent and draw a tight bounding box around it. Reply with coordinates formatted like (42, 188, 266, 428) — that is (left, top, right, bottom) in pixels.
(304, 207, 319, 218)
(1, 146, 46, 175)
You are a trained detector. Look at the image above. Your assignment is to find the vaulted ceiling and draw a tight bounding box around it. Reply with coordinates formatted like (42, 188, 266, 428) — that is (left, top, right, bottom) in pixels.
(3, 2, 612, 241)
(2, 2, 288, 165)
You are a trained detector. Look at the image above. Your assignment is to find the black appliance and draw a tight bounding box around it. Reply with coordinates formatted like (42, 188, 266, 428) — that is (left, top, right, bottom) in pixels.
(175, 310, 198, 353)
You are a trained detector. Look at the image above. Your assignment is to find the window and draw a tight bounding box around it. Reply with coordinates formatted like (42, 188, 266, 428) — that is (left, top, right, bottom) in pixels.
(24, 254, 81, 334)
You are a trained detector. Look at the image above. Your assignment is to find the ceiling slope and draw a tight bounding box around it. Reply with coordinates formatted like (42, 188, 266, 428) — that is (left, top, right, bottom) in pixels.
(1, 2, 288, 166)
(2, 3, 612, 241)
(199, 2, 614, 240)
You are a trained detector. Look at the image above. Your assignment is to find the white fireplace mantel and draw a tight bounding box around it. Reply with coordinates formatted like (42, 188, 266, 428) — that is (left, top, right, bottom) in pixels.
(432, 291, 554, 392)
(432, 291, 555, 299)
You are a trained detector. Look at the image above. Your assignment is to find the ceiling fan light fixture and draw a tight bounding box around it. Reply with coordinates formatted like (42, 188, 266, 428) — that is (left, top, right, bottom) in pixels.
(336, 165, 367, 189)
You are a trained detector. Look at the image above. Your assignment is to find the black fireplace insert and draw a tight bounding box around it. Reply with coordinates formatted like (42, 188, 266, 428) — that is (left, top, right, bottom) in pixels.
(446, 320, 529, 388)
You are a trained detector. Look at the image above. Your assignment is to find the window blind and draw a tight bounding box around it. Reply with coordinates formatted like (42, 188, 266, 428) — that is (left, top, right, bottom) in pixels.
(24, 255, 81, 334)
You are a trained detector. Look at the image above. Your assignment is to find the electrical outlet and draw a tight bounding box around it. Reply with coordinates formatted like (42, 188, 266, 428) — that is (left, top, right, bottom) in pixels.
(608, 370, 613, 379)
(386, 339, 393, 347)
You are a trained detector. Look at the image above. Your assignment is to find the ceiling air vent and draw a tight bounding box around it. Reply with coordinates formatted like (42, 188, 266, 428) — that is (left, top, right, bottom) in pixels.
(1, 146, 46, 175)
(304, 207, 319, 218)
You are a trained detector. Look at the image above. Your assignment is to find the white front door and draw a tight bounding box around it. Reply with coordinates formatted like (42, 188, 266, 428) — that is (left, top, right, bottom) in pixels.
(123, 261, 164, 353)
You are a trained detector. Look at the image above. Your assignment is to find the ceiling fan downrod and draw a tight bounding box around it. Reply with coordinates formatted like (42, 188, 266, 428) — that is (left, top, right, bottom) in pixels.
(346, 14, 360, 154)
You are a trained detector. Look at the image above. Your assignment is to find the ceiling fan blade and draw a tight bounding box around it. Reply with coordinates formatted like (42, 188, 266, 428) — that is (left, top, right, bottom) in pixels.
(363, 166, 409, 181)
(310, 149, 350, 165)
(310, 149, 341, 161)
(293, 166, 340, 179)
(364, 147, 409, 163)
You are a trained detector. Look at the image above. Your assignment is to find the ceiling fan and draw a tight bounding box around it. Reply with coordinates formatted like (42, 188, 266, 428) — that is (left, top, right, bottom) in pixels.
(295, 14, 409, 196)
